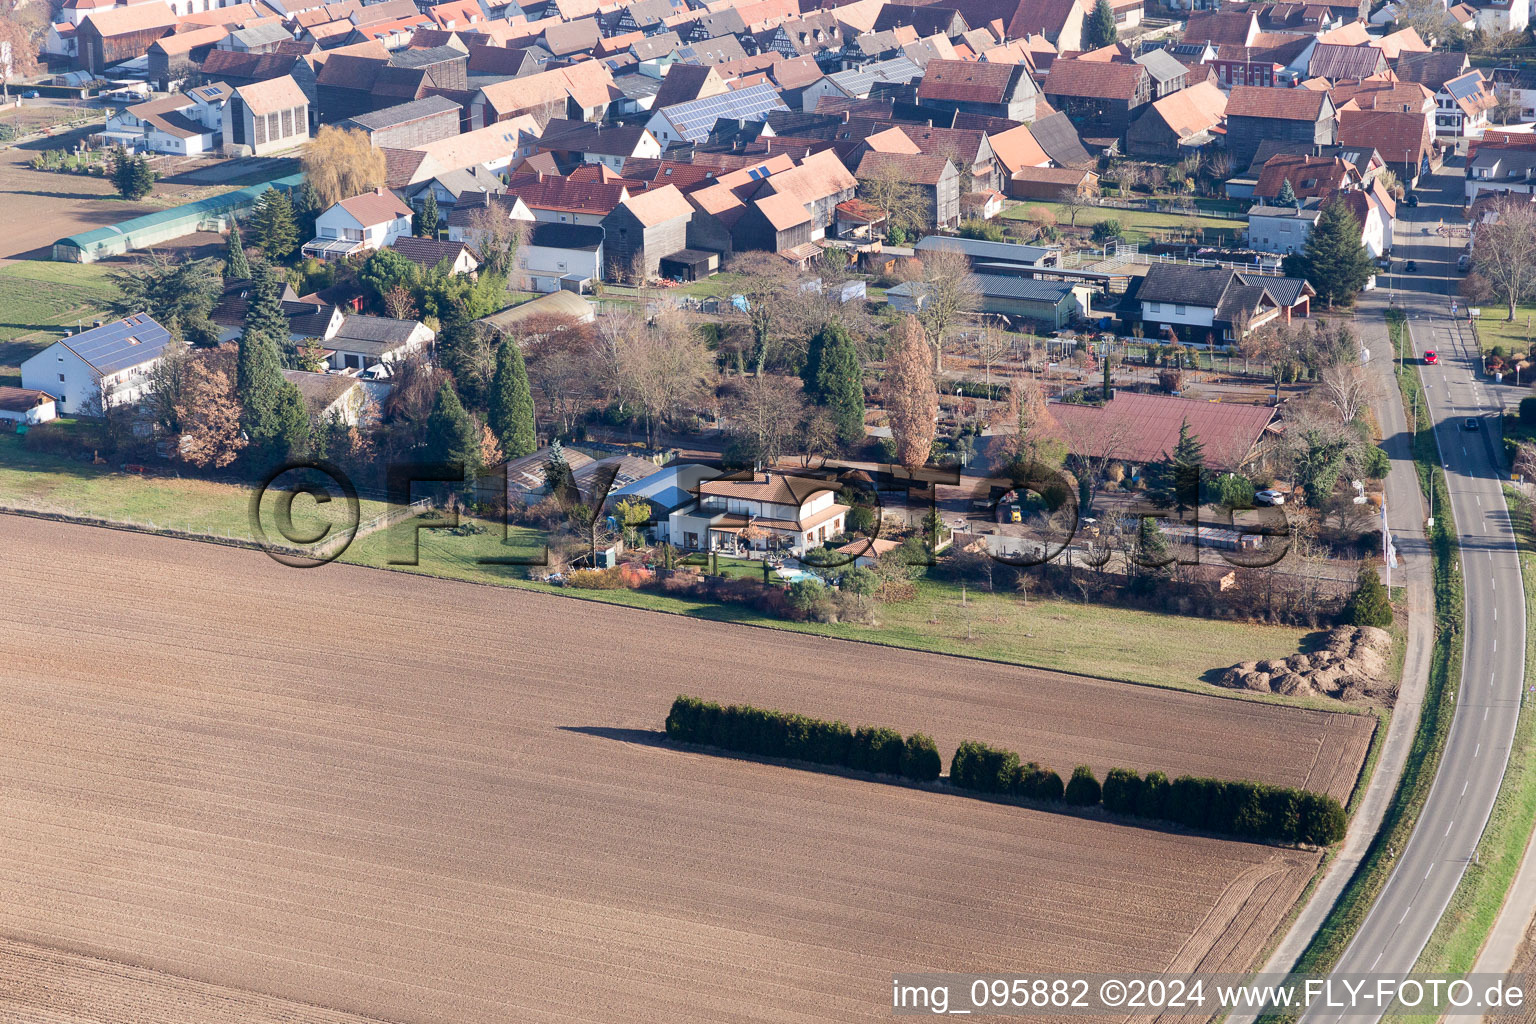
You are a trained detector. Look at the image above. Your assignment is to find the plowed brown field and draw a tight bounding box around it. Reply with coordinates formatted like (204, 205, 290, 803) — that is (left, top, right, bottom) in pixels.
(0, 518, 1367, 1023)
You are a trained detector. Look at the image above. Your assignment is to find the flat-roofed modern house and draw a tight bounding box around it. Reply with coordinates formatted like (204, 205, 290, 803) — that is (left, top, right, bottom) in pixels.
(667, 471, 850, 555)
(20, 313, 170, 415)
(223, 75, 310, 156)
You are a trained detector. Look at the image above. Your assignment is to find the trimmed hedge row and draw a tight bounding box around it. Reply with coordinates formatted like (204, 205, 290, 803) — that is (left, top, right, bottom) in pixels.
(950, 744, 1346, 846)
(666, 696, 942, 782)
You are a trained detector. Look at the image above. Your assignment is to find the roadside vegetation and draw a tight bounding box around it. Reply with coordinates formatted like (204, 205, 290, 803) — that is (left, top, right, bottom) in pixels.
(1391, 484, 1536, 987)
(1272, 311, 1466, 1005)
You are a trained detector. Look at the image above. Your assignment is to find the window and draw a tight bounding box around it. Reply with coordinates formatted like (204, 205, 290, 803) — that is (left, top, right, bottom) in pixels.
(1175, 304, 1187, 314)
(58, 373, 66, 383)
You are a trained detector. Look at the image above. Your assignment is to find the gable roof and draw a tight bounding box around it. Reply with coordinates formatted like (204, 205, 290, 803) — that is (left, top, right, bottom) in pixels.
(541, 16, 601, 56)
(988, 122, 1049, 171)
(753, 190, 813, 230)
(1043, 391, 1275, 471)
(616, 183, 693, 226)
(80, 3, 177, 38)
(1143, 79, 1226, 139)
(916, 58, 1020, 104)
(234, 74, 308, 115)
(389, 235, 477, 270)
(652, 63, 726, 109)
(1044, 57, 1146, 100)
(334, 188, 412, 225)
(55, 314, 170, 375)
(1028, 110, 1091, 167)
(762, 148, 858, 203)
(1336, 108, 1432, 164)
(1226, 84, 1331, 121)
(854, 149, 954, 185)
(1307, 42, 1385, 82)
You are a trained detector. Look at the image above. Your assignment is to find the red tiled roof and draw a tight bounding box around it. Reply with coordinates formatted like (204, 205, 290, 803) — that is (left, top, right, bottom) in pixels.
(916, 58, 1015, 104)
(1044, 392, 1275, 471)
(1043, 57, 1146, 100)
(336, 188, 413, 225)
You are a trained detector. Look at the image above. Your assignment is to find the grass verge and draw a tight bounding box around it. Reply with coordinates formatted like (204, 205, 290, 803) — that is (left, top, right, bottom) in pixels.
(1263, 312, 1466, 1011)
(1385, 485, 1536, 991)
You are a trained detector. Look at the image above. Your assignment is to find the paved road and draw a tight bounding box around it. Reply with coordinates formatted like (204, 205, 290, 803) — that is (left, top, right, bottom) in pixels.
(1302, 163, 1527, 1023)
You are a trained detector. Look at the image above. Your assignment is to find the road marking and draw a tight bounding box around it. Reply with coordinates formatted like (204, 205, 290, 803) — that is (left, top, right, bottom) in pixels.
(1476, 743, 1481, 757)
(1486, 708, 1491, 721)
(1447, 820, 1455, 835)
(1464, 781, 1470, 795)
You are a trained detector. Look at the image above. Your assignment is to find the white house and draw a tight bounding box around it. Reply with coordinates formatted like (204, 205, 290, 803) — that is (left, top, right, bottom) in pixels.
(1436, 71, 1498, 141)
(604, 461, 726, 542)
(667, 471, 850, 555)
(1247, 202, 1323, 255)
(304, 189, 415, 261)
(281, 369, 376, 426)
(323, 315, 434, 375)
(1466, 141, 1536, 203)
(20, 313, 170, 415)
(517, 222, 605, 293)
(107, 91, 223, 154)
(0, 387, 59, 425)
(1473, 0, 1528, 34)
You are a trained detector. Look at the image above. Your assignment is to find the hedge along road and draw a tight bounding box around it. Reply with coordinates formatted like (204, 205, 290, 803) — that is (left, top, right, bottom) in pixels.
(1, 516, 1341, 1023)
(1299, 165, 1526, 1024)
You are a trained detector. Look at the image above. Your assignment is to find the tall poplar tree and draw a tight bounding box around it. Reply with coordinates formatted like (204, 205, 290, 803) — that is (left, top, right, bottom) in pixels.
(488, 337, 537, 458)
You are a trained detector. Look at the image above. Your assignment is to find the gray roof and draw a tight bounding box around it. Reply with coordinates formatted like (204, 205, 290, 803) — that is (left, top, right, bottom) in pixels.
(1028, 111, 1092, 169)
(346, 95, 461, 131)
(331, 315, 423, 345)
(1443, 71, 1486, 101)
(391, 45, 465, 69)
(1133, 48, 1188, 84)
(915, 234, 1054, 266)
(59, 314, 171, 374)
(969, 274, 1073, 302)
(232, 22, 293, 47)
(827, 56, 923, 96)
(1237, 272, 1310, 307)
(1247, 203, 1321, 219)
(1138, 264, 1236, 307)
(281, 368, 358, 412)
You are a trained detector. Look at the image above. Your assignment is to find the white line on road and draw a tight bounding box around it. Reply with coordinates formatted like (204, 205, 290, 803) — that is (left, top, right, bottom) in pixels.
(1476, 744, 1482, 757)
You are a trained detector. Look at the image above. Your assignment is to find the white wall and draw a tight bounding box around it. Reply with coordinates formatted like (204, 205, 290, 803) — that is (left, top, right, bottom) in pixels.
(1247, 213, 1314, 254)
(20, 342, 157, 416)
(518, 242, 603, 290)
(1140, 299, 1215, 328)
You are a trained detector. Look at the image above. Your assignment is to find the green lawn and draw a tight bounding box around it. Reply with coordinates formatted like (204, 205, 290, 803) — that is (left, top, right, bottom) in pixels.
(1001, 200, 1248, 247)
(0, 262, 119, 386)
(338, 518, 1322, 701)
(0, 432, 386, 543)
(1471, 303, 1536, 356)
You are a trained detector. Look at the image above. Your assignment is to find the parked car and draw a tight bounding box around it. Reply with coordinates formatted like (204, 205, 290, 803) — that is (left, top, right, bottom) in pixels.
(1463, 417, 1481, 431)
(22, 91, 40, 99)
(1256, 489, 1286, 506)
(1458, 254, 1471, 272)
(1424, 350, 1438, 364)
(1405, 260, 1418, 272)
(1405, 194, 1419, 207)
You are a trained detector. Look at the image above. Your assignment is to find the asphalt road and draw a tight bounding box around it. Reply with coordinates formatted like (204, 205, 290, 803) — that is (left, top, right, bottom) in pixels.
(1303, 162, 1527, 1022)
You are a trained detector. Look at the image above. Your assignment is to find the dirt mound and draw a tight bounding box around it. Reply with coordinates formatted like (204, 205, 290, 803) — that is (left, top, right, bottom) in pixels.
(1216, 626, 1394, 705)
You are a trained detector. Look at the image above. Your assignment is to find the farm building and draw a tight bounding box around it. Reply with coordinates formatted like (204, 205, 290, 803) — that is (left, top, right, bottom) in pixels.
(53, 174, 303, 262)
(1043, 391, 1278, 473)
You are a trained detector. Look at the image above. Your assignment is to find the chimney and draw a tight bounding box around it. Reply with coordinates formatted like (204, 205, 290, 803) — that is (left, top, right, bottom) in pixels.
(375, 186, 385, 195)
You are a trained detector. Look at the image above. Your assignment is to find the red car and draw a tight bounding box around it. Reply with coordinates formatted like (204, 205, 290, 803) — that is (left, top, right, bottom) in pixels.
(1424, 350, 1438, 364)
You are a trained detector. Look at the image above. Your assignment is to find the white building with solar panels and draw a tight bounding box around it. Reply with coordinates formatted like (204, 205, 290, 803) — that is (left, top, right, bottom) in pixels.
(20, 314, 172, 416)
(643, 81, 790, 150)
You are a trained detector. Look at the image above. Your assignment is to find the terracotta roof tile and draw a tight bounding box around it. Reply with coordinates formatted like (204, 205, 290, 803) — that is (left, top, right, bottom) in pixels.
(1226, 84, 1330, 121)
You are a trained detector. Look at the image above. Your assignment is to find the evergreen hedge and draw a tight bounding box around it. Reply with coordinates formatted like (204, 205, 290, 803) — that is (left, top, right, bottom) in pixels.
(946, 744, 1345, 845)
(666, 698, 1345, 845)
(666, 696, 938, 782)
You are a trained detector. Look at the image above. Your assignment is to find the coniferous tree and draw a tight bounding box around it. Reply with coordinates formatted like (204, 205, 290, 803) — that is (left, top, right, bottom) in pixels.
(250, 189, 299, 261)
(237, 267, 297, 462)
(801, 322, 834, 395)
(225, 222, 250, 280)
(488, 337, 537, 458)
(418, 191, 440, 238)
(1085, 0, 1118, 48)
(1347, 566, 1394, 628)
(1285, 194, 1374, 308)
(1276, 178, 1297, 206)
(291, 179, 321, 240)
(816, 326, 866, 448)
(425, 380, 482, 472)
(1146, 418, 1207, 511)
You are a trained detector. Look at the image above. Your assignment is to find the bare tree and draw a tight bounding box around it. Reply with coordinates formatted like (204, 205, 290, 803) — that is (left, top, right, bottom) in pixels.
(858, 160, 927, 236)
(1318, 360, 1373, 425)
(1060, 190, 1094, 228)
(902, 243, 980, 372)
(884, 316, 938, 472)
(1472, 198, 1536, 321)
(619, 309, 714, 448)
(383, 284, 417, 321)
(522, 314, 598, 437)
(1056, 407, 1133, 515)
(729, 251, 803, 374)
(730, 373, 807, 468)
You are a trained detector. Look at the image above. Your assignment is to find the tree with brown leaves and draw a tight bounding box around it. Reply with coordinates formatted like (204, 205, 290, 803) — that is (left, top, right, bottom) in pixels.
(300, 126, 386, 207)
(884, 316, 938, 473)
(176, 353, 247, 469)
(619, 309, 713, 448)
(382, 284, 418, 321)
